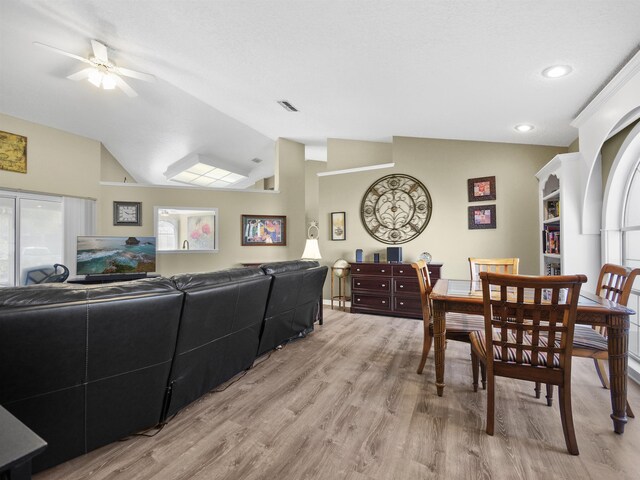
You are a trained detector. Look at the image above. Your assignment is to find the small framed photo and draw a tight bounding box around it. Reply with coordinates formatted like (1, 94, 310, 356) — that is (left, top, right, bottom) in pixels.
(241, 215, 286, 246)
(331, 212, 346, 241)
(468, 176, 496, 202)
(468, 205, 496, 229)
(113, 201, 142, 226)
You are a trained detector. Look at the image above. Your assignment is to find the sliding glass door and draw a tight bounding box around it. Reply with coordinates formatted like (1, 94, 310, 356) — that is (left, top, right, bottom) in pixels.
(0, 191, 63, 286)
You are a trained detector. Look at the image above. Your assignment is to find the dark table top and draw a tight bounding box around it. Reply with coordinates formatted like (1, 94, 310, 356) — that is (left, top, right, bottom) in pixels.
(0, 405, 47, 472)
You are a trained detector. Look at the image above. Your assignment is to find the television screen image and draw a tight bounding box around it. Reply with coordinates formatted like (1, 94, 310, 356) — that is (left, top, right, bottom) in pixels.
(77, 236, 156, 275)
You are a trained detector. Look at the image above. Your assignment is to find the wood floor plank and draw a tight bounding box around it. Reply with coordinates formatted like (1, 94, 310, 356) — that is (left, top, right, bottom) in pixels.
(35, 308, 640, 480)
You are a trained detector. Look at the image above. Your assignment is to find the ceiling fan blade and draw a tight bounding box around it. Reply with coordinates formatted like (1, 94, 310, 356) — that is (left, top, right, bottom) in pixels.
(115, 75, 138, 97)
(66, 68, 93, 81)
(33, 41, 91, 64)
(116, 67, 156, 83)
(91, 39, 109, 62)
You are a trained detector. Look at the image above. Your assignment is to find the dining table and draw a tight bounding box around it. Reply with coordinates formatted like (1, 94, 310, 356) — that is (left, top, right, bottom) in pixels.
(429, 278, 636, 434)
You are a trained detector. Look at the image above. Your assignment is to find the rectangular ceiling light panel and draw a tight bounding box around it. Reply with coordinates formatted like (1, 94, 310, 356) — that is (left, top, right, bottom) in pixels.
(166, 161, 248, 188)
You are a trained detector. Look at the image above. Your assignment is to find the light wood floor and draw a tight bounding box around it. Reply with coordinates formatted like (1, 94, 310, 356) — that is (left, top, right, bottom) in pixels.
(36, 308, 640, 480)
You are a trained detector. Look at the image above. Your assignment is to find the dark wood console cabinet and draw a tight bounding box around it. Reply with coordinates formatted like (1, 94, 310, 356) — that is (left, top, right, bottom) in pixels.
(349, 262, 442, 319)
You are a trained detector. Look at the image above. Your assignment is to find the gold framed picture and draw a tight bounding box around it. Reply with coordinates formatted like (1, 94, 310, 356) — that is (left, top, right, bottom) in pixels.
(0, 130, 27, 174)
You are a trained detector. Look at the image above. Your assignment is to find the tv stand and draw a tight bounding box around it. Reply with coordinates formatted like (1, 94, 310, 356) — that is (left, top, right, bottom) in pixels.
(67, 273, 158, 285)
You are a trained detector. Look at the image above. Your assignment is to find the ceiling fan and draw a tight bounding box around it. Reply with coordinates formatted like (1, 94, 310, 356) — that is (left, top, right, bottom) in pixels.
(34, 39, 155, 97)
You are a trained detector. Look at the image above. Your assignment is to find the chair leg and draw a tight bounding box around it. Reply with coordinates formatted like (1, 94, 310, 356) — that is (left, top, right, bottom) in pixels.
(416, 328, 433, 374)
(480, 363, 487, 390)
(471, 351, 479, 392)
(486, 373, 495, 436)
(558, 384, 579, 455)
(546, 384, 554, 407)
(594, 359, 610, 389)
(627, 400, 635, 419)
(534, 382, 541, 399)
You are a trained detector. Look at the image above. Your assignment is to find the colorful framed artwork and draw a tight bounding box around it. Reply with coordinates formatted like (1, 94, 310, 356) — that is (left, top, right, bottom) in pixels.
(187, 214, 216, 250)
(241, 214, 286, 246)
(468, 176, 496, 202)
(113, 201, 142, 226)
(0, 130, 27, 174)
(331, 211, 346, 240)
(468, 205, 496, 229)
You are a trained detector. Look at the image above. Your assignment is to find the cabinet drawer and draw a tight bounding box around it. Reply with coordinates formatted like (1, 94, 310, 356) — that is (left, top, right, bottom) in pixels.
(352, 294, 391, 310)
(427, 264, 442, 280)
(393, 278, 419, 294)
(392, 264, 414, 277)
(352, 276, 391, 292)
(350, 263, 392, 276)
(394, 296, 423, 314)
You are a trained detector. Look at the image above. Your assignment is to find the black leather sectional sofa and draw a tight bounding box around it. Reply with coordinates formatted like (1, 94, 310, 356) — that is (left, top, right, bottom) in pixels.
(0, 260, 327, 473)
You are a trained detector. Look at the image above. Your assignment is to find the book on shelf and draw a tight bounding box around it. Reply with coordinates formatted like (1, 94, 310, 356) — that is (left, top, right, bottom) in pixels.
(542, 225, 561, 254)
(545, 199, 560, 220)
(546, 262, 561, 276)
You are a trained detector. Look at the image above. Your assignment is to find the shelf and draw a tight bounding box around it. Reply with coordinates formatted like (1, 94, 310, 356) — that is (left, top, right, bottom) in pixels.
(543, 253, 561, 259)
(543, 216, 560, 224)
(543, 189, 560, 201)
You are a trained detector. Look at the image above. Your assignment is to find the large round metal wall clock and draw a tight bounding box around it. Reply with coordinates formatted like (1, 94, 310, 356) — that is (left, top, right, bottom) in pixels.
(360, 174, 432, 244)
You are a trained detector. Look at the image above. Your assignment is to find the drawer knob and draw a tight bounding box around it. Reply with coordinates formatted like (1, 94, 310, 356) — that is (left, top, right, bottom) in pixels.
(356, 298, 361, 302)
(400, 285, 404, 288)
(357, 268, 361, 272)
(381, 300, 386, 304)
(381, 284, 386, 287)
(399, 269, 404, 273)
(400, 302, 404, 305)
(381, 269, 386, 273)
(357, 282, 361, 286)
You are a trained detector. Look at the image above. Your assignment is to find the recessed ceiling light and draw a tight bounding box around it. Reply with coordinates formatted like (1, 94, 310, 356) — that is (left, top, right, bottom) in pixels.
(515, 124, 534, 133)
(542, 65, 573, 78)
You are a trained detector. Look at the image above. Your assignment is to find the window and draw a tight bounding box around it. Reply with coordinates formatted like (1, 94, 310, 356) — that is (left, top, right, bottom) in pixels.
(154, 207, 218, 252)
(623, 163, 640, 360)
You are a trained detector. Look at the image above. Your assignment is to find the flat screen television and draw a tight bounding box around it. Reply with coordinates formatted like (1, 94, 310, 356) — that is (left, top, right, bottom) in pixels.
(76, 236, 156, 276)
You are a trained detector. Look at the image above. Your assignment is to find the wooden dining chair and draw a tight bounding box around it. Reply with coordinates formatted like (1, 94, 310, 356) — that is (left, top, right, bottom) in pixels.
(469, 257, 520, 282)
(470, 272, 587, 455)
(537, 263, 640, 416)
(412, 260, 485, 376)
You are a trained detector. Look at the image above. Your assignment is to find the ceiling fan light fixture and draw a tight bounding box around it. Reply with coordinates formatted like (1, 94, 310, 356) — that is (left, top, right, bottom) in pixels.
(101, 73, 117, 90)
(87, 68, 103, 87)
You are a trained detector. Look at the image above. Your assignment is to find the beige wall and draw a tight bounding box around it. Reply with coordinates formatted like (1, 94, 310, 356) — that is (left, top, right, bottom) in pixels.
(326, 138, 392, 171)
(315, 136, 566, 298)
(0, 113, 100, 198)
(0, 113, 308, 277)
(101, 144, 135, 183)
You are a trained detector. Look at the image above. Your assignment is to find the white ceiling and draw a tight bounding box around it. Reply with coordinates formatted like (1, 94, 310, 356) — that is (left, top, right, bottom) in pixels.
(1, 1, 640, 186)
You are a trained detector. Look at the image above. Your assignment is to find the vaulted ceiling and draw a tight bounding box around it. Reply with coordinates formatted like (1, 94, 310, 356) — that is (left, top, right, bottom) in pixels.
(2, 1, 639, 187)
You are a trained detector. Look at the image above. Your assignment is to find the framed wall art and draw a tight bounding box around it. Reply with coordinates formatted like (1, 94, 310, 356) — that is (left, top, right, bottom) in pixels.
(467, 176, 496, 202)
(113, 201, 142, 226)
(468, 205, 496, 229)
(331, 211, 346, 240)
(0, 130, 27, 174)
(241, 214, 286, 246)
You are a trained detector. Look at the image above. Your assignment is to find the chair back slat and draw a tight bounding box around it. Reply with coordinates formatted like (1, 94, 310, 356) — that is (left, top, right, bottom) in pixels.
(411, 259, 432, 319)
(596, 263, 640, 306)
(481, 272, 586, 376)
(469, 257, 520, 282)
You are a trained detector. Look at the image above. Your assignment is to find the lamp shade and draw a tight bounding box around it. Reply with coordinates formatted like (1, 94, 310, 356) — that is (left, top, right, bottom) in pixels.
(301, 239, 322, 260)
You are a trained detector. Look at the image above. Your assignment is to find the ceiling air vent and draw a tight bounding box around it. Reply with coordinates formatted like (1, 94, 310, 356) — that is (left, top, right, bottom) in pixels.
(277, 100, 298, 112)
(251, 157, 263, 164)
